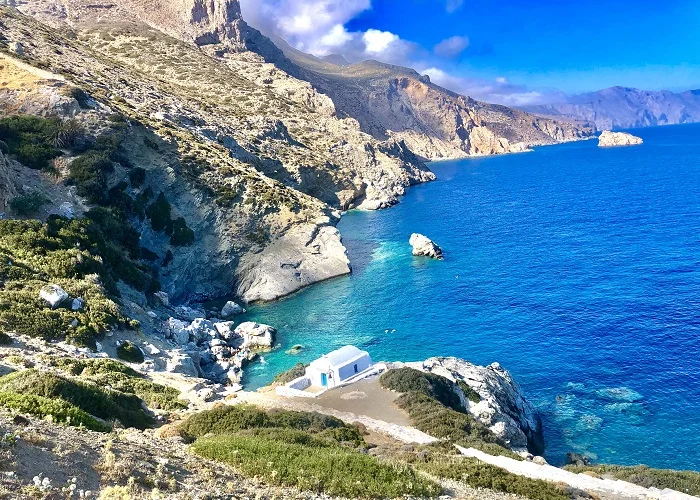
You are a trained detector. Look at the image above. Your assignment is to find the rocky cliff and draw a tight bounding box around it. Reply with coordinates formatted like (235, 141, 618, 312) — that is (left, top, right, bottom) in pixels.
(268, 36, 593, 160)
(525, 86, 700, 131)
(598, 130, 643, 147)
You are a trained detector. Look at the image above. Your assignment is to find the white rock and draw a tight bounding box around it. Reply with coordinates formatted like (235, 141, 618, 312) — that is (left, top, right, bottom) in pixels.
(166, 318, 190, 345)
(409, 233, 443, 260)
(187, 318, 218, 344)
(221, 301, 246, 319)
(598, 130, 643, 147)
(165, 352, 199, 377)
(95, 342, 103, 352)
(147, 311, 158, 319)
(70, 318, 79, 328)
(213, 321, 235, 340)
(71, 298, 84, 311)
(9, 42, 22, 56)
(40, 284, 69, 309)
(143, 343, 161, 356)
(234, 322, 276, 349)
(153, 291, 170, 307)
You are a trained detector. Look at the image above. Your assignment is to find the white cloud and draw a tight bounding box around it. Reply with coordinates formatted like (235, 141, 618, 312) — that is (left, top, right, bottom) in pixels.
(495, 76, 508, 84)
(446, 0, 464, 13)
(363, 29, 399, 54)
(434, 35, 469, 58)
(321, 24, 353, 48)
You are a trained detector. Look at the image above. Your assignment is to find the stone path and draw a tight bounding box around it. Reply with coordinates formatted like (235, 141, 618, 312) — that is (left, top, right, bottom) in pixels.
(456, 446, 698, 500)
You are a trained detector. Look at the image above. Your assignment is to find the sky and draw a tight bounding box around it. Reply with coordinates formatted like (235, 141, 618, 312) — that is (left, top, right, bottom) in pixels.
(238, 0, 700, 106)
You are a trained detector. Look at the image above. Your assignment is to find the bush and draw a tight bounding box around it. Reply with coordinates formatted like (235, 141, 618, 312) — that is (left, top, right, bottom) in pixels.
(180, 405, 362, 444)
(420, 455, 569, 500)
(380, 367, 464, 411)
(146, 192, 171, 233)
(169, 217, 194, 246)
(564, 464, 700, 496)
(0, 369, 152, 429)
(89, 372, 187, 411)
(273, 363, 307, 385)
(193, 435, 441, 498)
(45, 356, 140, 377)
(116, 341, 144, 363)
(0, 115, 61, 170)
(0, 331, 11, 345)
(128, 167, 146, 187)
(9, 192, 49, 216)
(68, 151, 114, 204)
(0, 391, 110, 432)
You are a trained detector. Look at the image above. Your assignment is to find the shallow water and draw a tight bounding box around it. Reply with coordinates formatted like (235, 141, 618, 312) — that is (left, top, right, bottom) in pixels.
(241, 124, 700, 469)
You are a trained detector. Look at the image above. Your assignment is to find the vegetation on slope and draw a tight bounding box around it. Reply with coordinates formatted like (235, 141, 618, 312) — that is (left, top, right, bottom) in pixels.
(183, 405, 440, 498)
(565, 464, 700, 497)
(380, 367, 520, 458)
(0, 391, 110, 432)
(0, 370, 152, 429)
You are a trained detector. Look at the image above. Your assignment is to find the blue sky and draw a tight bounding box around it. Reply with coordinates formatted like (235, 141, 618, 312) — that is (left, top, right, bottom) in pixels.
(239, 0, 700, 104)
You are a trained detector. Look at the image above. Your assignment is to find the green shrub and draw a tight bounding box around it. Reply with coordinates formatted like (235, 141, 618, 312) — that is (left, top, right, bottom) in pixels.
(0, 370, 152, 429)
(0, 331, 11, 345)
(68, 151, 113, 204)
(564, 464, 700, 496)
(457, 380, 482, 404)
(180, 405, 361, 444)
(273, 363, 307, 385)
(0, 391, 111, 432)
(419, 455, 569, 500)
(9, 192, 49, 216)
(380, 367, 464, 411)
(169, 217, 194, 246)
(116, 341, 144, 363)
(45, 356, 140, 377)
(0, 115, 61, 170)
(128, 167, 146, 187)
(146, 192, 171, 233)
(192, 435, 441, 498)
(88, 372, 187, 411)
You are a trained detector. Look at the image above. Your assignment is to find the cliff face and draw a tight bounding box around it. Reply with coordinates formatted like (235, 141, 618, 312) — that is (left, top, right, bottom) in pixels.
(268, 37, 594, 160)
(525, 86, 700, 131)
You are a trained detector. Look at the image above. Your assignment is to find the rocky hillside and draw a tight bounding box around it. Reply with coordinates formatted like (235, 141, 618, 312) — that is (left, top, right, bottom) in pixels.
(1, 2, 438, 306)
(525, 86, 700, 131)
(269, 35, 593, 160)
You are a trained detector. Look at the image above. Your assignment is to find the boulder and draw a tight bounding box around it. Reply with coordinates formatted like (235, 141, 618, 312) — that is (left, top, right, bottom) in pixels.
(213, 321, 235, 341)
(166, 318, 190, 345)
(71, 297, 84, 311)
(165, 351, 199, 377)
(566, 452, 591, 467)
(409, 234, 443, 260)
(153, 291, 170, 307)
(234, 321, 276, 349)
(187, 318, 218, 344)
(221, 301, 246, 319)
(39, 284, 69, 309)
(404, 357, 544, 455)
(598, 130, 643, 147)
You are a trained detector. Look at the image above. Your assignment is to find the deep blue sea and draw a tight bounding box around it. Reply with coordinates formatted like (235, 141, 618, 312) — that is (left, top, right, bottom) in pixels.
(242, 124, 700, 470)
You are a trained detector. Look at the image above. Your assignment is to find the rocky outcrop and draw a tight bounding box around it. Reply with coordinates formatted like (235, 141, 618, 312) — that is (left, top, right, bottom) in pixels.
(0, 150, 18, 214)
(405, 357, 544, 455)
(409, 234, 443, 260)
(598, 130, 643, 147)
(220, 301, 245, 319)
(525, 86, 700, 131)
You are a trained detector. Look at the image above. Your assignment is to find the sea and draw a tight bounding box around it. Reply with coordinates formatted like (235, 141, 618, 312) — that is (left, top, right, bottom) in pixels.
(241, 124, 700, 470)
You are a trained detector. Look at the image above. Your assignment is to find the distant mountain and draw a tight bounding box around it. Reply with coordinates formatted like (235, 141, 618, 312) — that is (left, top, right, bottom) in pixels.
(267, 35, 592, 160)
(321, 54, 350, 66)
(524, 87, 700, 131)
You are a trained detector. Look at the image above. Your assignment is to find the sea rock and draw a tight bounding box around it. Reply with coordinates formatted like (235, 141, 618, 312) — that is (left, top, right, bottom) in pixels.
(598, 130, 643, 147)
(220, 300, 245, 319)
(567, 452, 591, 466)
(39, 284, 69, 309)
(234, 322, 276, 349)
(213, 321, 235, 341)
(409, 234, 443, 260)
(406, 357, 544, 455)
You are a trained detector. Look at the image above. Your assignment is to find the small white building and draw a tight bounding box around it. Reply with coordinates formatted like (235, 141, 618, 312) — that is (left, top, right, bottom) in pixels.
(276, 345, 376, 398)
(306, 345, 372, 389)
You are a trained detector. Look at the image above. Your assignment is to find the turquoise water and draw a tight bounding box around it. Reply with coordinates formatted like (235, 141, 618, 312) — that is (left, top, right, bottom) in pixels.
(242, 124, 700, 470)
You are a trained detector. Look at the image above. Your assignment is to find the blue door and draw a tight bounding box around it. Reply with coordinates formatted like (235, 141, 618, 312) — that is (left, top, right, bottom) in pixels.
(321, 373, 328, 387)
